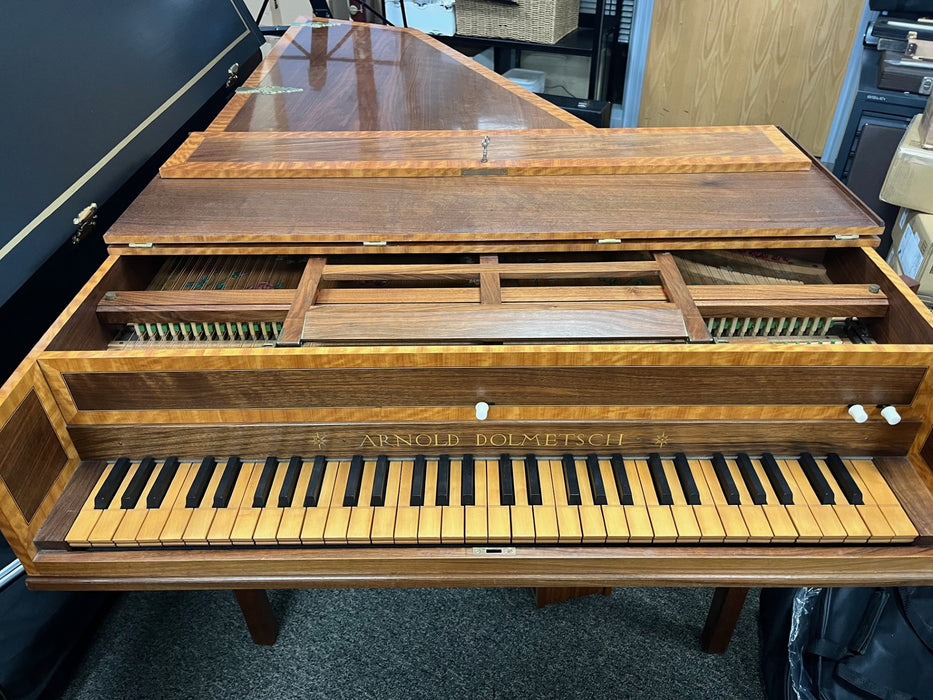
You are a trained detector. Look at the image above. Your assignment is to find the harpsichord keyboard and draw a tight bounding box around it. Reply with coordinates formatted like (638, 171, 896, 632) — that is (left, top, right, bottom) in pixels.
(45, 452, 918, 549)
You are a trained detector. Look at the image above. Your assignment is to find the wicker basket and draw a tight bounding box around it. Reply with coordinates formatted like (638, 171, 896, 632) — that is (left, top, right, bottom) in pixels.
(456, 0, 580, 44)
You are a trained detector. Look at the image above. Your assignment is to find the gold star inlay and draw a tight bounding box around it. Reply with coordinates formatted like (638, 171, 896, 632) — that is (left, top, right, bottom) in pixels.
(653, 432, 670, 448)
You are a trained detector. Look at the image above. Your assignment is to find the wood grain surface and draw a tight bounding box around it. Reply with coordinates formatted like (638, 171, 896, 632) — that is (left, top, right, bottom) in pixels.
(106, 167, 881, 249)
(159, 126, 810, 179)
(828, 247, 933, 346)
(876, 457, 933, 543)
(654, 252, 710, 341)
(0, 364, 80, 569)
(690, 284, 888, 318)
(57, 365, 923, 412)
(102, 237, 880, 258)
(96, 290, 294, 324)
(0, 390, 69, 522)
(640, 0, 863, 156)
(278, 256, 327, 345)
(33, 461, 106, 549)
(300, 304, 689, 342)
(209, 19, 582, 134)
(305, 284, 885, 318)
(66, 419, 920, 461)
(24, 541, 933, 589)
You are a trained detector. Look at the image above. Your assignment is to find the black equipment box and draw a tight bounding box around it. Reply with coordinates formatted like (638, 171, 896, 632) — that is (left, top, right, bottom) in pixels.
(879, 51, 933, 95)
(537, 93, 612, 127)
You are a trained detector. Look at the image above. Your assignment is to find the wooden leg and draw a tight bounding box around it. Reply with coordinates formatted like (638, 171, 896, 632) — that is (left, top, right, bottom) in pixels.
(701, 586, 749, 653)
(533, 587, 612, 608)
(234, 589, 280, 646)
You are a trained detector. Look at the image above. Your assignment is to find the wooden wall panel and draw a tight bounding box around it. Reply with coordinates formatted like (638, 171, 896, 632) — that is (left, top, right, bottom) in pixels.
(639, 0, 863, 156)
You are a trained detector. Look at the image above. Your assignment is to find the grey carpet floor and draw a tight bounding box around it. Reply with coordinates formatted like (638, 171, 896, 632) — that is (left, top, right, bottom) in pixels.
(61, 586, 765, 699)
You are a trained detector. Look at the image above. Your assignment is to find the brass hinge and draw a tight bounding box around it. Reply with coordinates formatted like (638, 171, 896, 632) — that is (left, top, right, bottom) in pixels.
(71, 203, 98, 245)
(226, 62, 240, 88)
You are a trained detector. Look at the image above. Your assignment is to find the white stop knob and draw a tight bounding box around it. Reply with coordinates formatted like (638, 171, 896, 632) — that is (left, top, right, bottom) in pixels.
(880, 405, 902, 426)
(475, 401, 490, 420)
(848, 404, 868, 423)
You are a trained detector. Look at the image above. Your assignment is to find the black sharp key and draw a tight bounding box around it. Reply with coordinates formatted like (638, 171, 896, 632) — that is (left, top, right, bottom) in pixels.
(647, 453, 673, 506)
(712, 453, 741, 505)
(461, 455, 475, 506)
(499, 454, 515, 506)
(799, 452, 835, 505)
(304, 456, 327, 507)
(278, 456, 303, 507)
(525, 454, 542, 506)
(673, 453, 701, 505)
(435, 455, 450, 506)
(585, 454, 608, 505)
(410, 454, 427, 506)
(736, 453, 767, 505)
(610, 454, 633, 505)
(371, 455, 389, 507)
(186, 456, 216, 508)
(121, 456, 157, 509)
(253, 456, 278, 507)
(95, 457, 132, 509)
(343, 455, 365, 507)
(826, 453, 863, 505)
(561, 454, 582, 505)
(761, 453, 794, 505)
(147, 456, 180, 509)
(213, 456, 243, 508)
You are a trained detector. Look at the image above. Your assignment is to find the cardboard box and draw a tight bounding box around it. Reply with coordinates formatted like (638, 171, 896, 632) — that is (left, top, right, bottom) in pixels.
(887, 208, 933, 295)
(920, 93, 933, 149)
(880, 114, 933, 214)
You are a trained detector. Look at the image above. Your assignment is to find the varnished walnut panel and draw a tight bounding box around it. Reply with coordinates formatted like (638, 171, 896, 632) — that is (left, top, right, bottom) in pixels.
(216, 21, 580, 134)
(0, 390, 69, 522)
(97, 289, 293, 324)
(104, 237, 878, 258)
(25, 544, 933, 589)
(48, 255, 163, 352)
(106, 167, 881, 249)
(876, 457, 933, 542)
(60, 366, 924, 412)
(827, 247, 933, 346)
(33, 461, 106, 549)
(0, 324, 83, 566)
(67, 419, 919, 461)
(300, 304, 688, 343)
(159, 126, 810, 179)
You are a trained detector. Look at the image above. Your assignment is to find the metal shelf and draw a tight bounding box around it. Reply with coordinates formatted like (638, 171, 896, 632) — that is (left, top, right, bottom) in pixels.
(437, 1, 622, 101)
(443, 26, 599, 57)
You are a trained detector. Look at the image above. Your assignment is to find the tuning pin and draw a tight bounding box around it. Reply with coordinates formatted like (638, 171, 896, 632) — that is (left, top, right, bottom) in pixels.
(475, 401, 489, 420)
(880, 405, 902, 426)
(848, 404, 868, 423)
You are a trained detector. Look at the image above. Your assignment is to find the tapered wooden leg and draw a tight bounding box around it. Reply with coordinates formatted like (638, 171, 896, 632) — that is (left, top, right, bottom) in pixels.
(701, 587, 749, 653)
(533, 587, 612, 608)
(234, 589, 279, 645)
